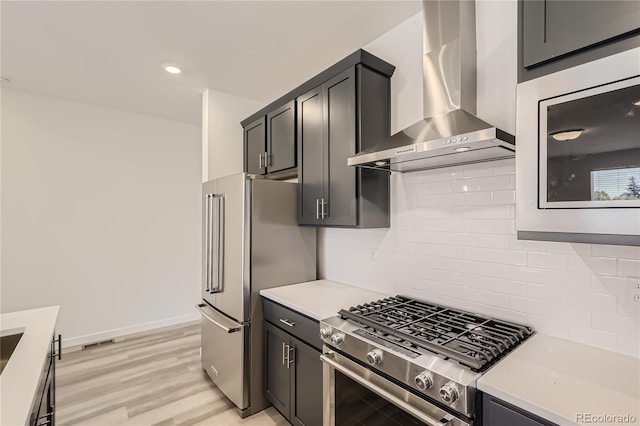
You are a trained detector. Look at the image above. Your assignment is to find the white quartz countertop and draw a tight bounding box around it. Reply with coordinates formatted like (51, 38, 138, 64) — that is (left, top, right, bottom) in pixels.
(260, 279, 388, 320)
(0, 306, 60, 426)
(478, 334, 640, 426)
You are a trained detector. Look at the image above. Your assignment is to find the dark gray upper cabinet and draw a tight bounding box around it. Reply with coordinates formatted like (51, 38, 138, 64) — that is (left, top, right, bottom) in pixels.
(298, 64, 392, 228)
(519, 0, 640, 82)
(244, 102, 296, 177)
(244, 117, 266, 175)
(298, 87, 325, 226)
(267, 101, 296, 174)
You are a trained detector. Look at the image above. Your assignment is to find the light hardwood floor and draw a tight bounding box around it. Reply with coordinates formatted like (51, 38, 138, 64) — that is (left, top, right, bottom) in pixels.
(56, 322, 289, 426)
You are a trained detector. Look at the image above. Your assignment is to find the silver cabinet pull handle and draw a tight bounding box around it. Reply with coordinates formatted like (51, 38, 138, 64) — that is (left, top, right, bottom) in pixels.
(321, 198, 325, 219)
(316, 198, 320, 220)
(264, 152, 270, 167)
(258, 153, 264, 169)
(282, 341, 286, 366)
(287, 346, 294, 368)
(196, 304, 241, 333)
(279, 318, 295, 328)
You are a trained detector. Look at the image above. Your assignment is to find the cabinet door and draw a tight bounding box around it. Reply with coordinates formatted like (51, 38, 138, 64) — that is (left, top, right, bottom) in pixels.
(522, 0, 640, 69)
(297, 87, 325, 225)
(244, 117, 266, 175)
(264, 322, 291, 418)
(267, 101, 296, 174)
(323, 68, 357, 227)
(484, 394, 558, 426)
(290, 338, 323, 426)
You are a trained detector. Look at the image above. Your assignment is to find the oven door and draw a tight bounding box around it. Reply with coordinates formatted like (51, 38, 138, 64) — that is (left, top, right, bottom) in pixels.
(321, 349, 472, 426)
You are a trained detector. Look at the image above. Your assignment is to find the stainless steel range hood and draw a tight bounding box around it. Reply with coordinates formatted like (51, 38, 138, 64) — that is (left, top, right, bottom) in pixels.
(348, 0, 515, 173)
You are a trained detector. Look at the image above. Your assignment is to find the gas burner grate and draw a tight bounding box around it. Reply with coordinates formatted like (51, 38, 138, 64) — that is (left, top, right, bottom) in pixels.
(339, 296, 533, 371)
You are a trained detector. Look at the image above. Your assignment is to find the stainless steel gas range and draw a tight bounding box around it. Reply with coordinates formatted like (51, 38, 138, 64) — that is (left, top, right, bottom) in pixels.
(320, 296, 534, 426)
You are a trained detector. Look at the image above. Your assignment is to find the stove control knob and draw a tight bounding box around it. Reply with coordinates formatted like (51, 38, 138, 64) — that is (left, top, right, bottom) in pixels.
(414, 372, 433, 391)
(330, 333, 345, 346)
(366, 349, 383, 365)
(440, 382, 459, 404)
(319, 327, 332, 340)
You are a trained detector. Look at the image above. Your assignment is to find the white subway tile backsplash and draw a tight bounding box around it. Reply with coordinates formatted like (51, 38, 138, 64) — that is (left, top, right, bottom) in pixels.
(510, 296, 548, 316)
(438, 193, 464, 206)
(590, 275, 628, 298)
(476, 289, 510, 308)
(492, 219, 515, 235)
(568, 325, 618, 352)
(548, 303, 591, 327)
(567, 290, 618, 314)
(426, 181, 451, 194)
(547, 242, 592, 256)
(319, 161, 640, 357)
(527, 283, 567, 303)
(547, 269, 590, 290)
(568, 255, 618, 276)
(451, 179, 480, 193)
(509, 265, 547, 284)
(528, 252, 568, 270)
(492, 190, 516, 205)
(492, 248, 527, 266)
(478, 175, 511, 191)
(463, 191, 493, 206)
(592, 245, 640, 260)
(592, 312, 640, 338)
(618, 259, 640, 277)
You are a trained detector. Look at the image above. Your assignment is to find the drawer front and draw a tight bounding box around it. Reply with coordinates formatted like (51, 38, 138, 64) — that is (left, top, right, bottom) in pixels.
(199, 304, 248, 410)
(263, 298, 321, 351)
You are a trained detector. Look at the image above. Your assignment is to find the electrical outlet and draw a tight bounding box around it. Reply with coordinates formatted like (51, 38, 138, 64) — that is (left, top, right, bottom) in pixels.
(369, 248, 378, 264)
(628, 277, 640, 303)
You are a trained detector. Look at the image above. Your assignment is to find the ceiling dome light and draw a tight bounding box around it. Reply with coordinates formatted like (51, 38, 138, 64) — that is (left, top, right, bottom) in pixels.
(550, 129, 583, 141)
(164, 65, 182, 75)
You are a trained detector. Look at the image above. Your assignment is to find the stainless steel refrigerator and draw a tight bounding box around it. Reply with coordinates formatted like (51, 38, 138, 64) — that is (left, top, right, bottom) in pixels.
(196, 173, 316, 418)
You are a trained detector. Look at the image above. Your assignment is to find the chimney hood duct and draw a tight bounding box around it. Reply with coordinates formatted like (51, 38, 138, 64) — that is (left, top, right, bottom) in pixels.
(348, 0, 515, 173)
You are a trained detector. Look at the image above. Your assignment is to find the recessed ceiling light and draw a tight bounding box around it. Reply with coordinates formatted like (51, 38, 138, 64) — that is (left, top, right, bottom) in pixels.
(550, 129, 583, 141)
(454, 147, 471, 152)
(634, 99, 640, 106)
(164, 65, 182, 75)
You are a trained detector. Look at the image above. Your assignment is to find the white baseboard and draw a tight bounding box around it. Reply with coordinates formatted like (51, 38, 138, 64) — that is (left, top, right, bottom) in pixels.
(62, 313, 201, 349)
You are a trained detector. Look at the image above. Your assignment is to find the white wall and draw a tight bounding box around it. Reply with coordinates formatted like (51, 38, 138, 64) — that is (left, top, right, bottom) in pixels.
(202, 89, 264, 182)
(319, 2, 640, 358)
(1, 89, 202, 347)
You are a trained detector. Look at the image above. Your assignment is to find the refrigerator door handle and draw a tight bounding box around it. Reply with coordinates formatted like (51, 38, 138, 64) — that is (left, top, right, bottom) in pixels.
(196, 304, 241, 333)
(204, 194, 211, 293)
(210, 194, 225, 294)
(217, 195, 225, 293)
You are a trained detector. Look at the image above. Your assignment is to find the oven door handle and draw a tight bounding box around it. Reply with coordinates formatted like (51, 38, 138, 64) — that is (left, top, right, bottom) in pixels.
(320, 352, 454, 426)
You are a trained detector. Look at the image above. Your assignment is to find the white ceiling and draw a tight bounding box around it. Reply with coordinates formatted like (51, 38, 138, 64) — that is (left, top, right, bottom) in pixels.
(1, 1, 421, 124)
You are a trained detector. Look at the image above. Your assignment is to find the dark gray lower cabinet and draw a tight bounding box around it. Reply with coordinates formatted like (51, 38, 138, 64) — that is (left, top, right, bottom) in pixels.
(263, 299, 322, 426)
(483, 394, 558, 426)
(30, 334, 60, 426)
